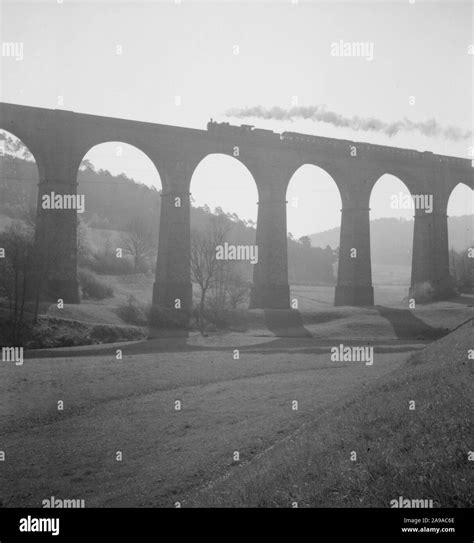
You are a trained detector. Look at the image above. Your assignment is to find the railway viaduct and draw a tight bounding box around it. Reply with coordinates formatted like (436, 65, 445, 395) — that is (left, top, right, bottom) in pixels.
(0, 102, 472, 311)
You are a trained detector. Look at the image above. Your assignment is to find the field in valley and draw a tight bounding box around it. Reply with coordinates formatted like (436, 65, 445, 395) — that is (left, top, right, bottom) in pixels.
(0, 229, 472, 507)
(0, 279, 472, 507)
(0, 331, 440, 507)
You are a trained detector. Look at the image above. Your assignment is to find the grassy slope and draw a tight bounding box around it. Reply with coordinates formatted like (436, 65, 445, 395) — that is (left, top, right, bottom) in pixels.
(0, 310, 145, 349)
(186, 321, 473, 507)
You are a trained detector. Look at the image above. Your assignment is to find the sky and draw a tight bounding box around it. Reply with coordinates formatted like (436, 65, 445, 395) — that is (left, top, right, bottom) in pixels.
(1, 0, 473, 237)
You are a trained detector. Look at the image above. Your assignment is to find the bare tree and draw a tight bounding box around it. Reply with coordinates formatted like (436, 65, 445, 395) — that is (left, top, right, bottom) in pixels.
(77, 215, 93, 265)
(226, 268, 251, 309)
(190, 215, 232, 333)
(122, 217, 156, 272)
(32, 244, 52, 324)
(0, 223, 35, 342)
(209, 262, 251, 310)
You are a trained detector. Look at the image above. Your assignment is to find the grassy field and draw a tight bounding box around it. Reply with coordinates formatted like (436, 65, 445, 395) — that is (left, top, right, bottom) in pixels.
(24, 280, 470, 352)
(1, 310, 472, 507)
(4, 279, 470, 349)
(291, 282, 411, 310)
(0, 339, 418, 507)
(1, 242, 472, 508)
(372, 264, 411, 287)
(42, 277, 472, 333)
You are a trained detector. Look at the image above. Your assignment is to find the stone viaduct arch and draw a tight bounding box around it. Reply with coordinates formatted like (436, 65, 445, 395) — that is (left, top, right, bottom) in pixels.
(1, 102, 472, 313)
(368, 173, 414, 295)
(285, 163, 341, 293)
(447, 181, 474, 256)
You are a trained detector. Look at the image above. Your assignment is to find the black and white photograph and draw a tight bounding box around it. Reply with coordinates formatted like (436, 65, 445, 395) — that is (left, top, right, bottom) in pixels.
(0, 0, 472, 538)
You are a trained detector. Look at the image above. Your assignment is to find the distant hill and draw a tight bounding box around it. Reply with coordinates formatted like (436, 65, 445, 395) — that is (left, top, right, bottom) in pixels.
(310, 216, 473, 265)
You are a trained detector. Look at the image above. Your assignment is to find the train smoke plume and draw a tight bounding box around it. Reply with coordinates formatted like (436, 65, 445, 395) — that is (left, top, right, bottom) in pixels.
(225, 105, 471, 141)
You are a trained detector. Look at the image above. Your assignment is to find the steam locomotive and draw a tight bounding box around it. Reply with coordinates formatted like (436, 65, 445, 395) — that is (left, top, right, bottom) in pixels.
(206, 119, 349, 147)
(207, 119, 280, 142)
(206, 120, 427, 158)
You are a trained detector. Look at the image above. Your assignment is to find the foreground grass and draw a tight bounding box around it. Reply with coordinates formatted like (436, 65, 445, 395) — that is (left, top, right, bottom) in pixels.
(187, 321, 473, 507)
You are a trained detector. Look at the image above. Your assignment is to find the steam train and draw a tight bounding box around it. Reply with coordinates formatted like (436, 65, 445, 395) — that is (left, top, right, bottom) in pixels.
(206, 120, 426, 157)
(206, 119, 340, 146)
(207, 119, 280, 142)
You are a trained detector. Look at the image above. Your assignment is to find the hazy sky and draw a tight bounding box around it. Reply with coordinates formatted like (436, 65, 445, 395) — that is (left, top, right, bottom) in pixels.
(1, 0, 472, 236)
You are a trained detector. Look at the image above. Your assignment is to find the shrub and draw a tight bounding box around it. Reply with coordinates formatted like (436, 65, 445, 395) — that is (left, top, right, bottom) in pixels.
(148, 304, 189, 328)
(201, 305, 230, 328)
(78, 269, 114, 300)
(410, 281, 434, 303)
(88, 251, 135, 275)
(116, 295, 148, 325)
(450, 249, 474, 293)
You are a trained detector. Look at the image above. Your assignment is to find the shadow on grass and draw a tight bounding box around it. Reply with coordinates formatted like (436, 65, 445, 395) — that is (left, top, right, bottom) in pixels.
(29, 305, 455, 359)
(448, 293, 474, 306)
(147, 327, 189, 339)
(376, 306, 449, 340)
(263, 309, 313, 338)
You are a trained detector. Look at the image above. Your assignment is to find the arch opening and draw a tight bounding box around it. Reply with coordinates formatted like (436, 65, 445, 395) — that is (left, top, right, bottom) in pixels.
(0, 129, 40, 335)
(189, 153, 258, 313)
(286, 164, 342, 311)
(0, 129, 39, 232)
(447, 182, 474, 295)
(369, 174, 414, 305)
(76, 141, 163, 304)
